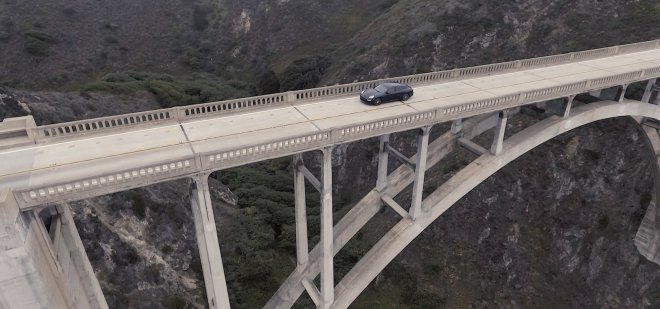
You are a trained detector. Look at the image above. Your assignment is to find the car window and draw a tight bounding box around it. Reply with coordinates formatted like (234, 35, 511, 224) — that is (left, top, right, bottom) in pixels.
(375, 85, 388, 92)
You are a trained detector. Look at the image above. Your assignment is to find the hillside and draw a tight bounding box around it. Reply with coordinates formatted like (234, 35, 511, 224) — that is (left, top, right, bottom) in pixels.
(2, 0, 660, 93)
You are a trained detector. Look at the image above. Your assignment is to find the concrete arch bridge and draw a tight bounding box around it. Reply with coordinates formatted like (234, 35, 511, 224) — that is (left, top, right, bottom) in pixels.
(1, 40, 660, 308)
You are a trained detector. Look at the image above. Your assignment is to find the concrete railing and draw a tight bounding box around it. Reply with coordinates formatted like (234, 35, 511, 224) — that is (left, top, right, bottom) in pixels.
(27, 39, 660, 142)
(181, 93, 288, 120)
(0, 116, 37, 149)
(34, 109, 178, 140)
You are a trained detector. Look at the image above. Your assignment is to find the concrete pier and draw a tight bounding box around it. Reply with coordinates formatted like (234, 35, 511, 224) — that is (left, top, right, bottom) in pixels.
(635, 202, 660, 264)
(189, 175, 231, 309)
(0, 190, 107, 309)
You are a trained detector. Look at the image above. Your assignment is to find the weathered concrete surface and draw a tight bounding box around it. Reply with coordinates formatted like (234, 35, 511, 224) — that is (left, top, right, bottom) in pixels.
(636, 125, 660, 264)
(636, 202, 660, 264)
(0, 190, 107, 309)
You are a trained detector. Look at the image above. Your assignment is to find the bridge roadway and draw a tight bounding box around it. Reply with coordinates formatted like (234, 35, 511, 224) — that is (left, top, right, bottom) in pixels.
(3, 44, 660, 209)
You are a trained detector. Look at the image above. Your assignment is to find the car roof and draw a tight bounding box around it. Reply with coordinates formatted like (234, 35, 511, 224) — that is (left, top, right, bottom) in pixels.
(381, 82, 407, 87)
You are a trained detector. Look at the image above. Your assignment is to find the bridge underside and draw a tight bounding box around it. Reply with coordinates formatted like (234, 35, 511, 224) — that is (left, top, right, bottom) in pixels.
(0, 191, 107, 309)
(267, 98, 660, 308)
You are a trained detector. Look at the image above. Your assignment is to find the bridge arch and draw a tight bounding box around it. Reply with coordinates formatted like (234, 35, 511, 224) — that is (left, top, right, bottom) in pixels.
(329, 100, 660, 308)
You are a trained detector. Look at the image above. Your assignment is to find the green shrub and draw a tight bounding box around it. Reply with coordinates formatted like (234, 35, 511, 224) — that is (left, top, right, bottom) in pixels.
(104, 36, 119, 44)
(597, 213, 609, 230)
(84, 80, 144, 94)
(258, 70, 280, 94)
(24, 30, 57, 57)
(129, 191, 146, 219)
(279, 56, 332, 91)
(163, 296, 187, 309)
(125, 246, 141, 264)
(147, 79, 190, 107)
(24, 30, 57, 43)
(583, 149, 601, 161)
(193, 6, 209, 31)
(83, 71, 252, 107)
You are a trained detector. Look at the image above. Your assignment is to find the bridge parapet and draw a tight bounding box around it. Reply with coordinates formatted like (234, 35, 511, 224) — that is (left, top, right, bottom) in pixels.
(181, 92, 288, 120)
(33, 109, 178, 142)
(0, 115, 36, 149)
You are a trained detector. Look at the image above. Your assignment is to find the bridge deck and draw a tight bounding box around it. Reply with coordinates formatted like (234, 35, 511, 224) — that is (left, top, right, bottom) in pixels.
(2, 47, 660, 205)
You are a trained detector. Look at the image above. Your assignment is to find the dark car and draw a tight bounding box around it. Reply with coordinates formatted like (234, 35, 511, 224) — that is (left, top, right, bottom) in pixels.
(360, 82, 414, 105)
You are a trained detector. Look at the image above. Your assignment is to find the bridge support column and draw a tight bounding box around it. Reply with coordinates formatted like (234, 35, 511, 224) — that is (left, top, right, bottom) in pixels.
(319, 146, 334, 308)
(293, 154, 310, 267)
(563, 95, 576, 118)
(376, 134, 390, 192)
(451, 119, 463, 134)
(410, 126, 431, 219)
(291, 148, 335, 307)
(491, 110, 509, 155)
(52, 204, 108, 309)
(189, 174, 231, 309)
(642, 79, 658, 103)
(0, 190, 108, 309)
(615, 84, 629, 102)
(635, 202, 660, 264)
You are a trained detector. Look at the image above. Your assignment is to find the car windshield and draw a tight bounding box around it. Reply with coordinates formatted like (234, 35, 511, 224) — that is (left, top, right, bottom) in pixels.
(375, 85, 389, 92)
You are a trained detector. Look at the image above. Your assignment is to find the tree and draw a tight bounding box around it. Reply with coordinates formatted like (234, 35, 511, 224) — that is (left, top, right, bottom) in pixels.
(279, 56, 332, 91)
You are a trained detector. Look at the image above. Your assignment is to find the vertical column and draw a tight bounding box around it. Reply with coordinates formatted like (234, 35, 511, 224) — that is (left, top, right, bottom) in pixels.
(451, 119, 463, 134)
(376, 134, 390, 192)
(635, 202, 660, 264)
(563, 95, 575, 118)
(642, 79, 657, 103)
(491, 110, 508, 155)
(410, 126, 431, 220)
(58, 204, 109, 309)
(615, 84, 629, 102)
(320, 147, 334, 309)
(293, 153, 309, 266)
(190, 174, 231, 309)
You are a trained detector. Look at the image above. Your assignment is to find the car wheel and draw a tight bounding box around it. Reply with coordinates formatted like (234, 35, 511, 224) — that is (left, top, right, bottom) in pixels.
(374, 98, 382, 105)
(401, 93, 410, 101)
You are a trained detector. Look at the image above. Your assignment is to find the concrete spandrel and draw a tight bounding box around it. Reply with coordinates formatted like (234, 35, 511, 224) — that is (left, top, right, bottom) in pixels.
(311, 104, 420, 130)
(462, 71, 545, 90)
(486, 79, 563, 96)
(182, 106, 308, 141)
(407, 90, 496, 112)
(526, 63, 599, 79)
(190, 122, 320, 155)
(293, 96, 407, 121)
